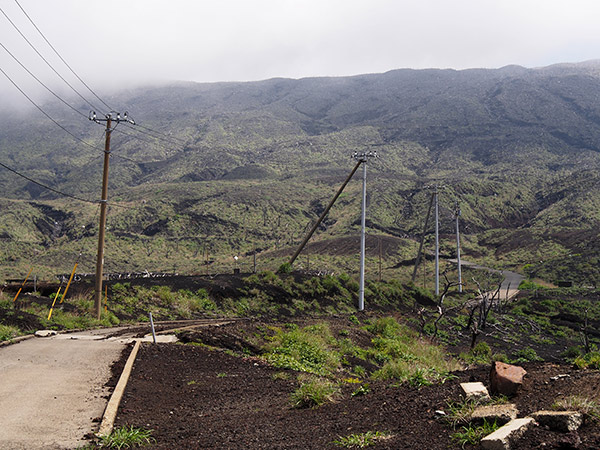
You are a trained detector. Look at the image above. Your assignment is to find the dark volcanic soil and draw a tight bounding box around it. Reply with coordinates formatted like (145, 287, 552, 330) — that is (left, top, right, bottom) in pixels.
(114, 343, 600, 449)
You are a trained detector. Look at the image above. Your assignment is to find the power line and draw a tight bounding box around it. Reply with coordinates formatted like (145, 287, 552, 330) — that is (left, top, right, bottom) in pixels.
(0, 65, 103, 151)
(0, 63, 145, 168)
(6, 1, 194, 165)
(0, 41, 88, 119)
(0, 54, 151, 167)
(0, 160, 96, 204)
(0, 5, 103, 113)
(121, 122, 189, 149)
(132, 122, 188, 145)
(12, 0, 112, 112)
(0, 142, 138, 210)
(112, 125, 166, 152)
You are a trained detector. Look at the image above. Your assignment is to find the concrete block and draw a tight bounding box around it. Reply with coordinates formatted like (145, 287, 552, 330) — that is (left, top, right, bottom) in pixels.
(480, 417, 534, 450)
(531, 410, 583, 432)
(460, 381, 490, 402)
(471, 404, 518, 424)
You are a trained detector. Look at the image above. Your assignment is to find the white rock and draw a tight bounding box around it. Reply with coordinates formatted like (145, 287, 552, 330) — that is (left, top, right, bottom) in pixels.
(35, 330, 57, 337)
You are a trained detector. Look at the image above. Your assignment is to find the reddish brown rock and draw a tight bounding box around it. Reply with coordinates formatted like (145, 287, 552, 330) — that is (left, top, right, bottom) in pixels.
(490, 361, 527, 396)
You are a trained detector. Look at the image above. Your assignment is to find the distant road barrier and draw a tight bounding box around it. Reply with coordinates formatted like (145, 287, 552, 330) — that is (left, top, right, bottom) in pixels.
(55, 271, 178, 283)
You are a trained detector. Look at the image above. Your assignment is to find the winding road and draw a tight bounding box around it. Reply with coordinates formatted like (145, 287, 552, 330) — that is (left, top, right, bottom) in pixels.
(449, 259, 524, 300)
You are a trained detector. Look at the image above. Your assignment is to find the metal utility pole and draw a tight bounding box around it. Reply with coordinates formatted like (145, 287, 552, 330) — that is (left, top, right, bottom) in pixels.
(353, 150, 377, 311)
(89, 111, 134, 319)
(434, 185, 440, 296)
(455, 201, 462, 293)
(289, 160, 363, 266)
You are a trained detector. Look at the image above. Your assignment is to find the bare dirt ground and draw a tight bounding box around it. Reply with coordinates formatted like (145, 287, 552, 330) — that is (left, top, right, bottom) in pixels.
(113, 327, 600, 449)
(0, 330, 129, 450)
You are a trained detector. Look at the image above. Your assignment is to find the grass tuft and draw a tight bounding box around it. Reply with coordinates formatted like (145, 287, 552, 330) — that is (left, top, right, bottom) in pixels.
(553, 395, 600, 422)
(99, 425, 154, 449)
(332, 431, 390, 448)
(0, 324, 20, 341)
(290, 376, 339, 408)
(451, 420, 499, 448)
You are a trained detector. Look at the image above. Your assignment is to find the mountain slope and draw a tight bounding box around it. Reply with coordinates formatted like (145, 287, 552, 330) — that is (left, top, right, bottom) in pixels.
(1, 61, 600, 283)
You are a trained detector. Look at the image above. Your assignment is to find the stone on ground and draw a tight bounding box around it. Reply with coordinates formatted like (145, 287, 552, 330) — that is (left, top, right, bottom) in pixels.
(34, 330, 57, 337)
(480, 417, 534, 450)
(460, 381, 491, 402)
(471, 404, 518, 424)
(531, 410, 583, 432)
(490, 361, 526, 396)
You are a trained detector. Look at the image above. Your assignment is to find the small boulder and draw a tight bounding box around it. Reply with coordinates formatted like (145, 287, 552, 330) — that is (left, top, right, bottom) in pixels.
(490, 362, 526, 397)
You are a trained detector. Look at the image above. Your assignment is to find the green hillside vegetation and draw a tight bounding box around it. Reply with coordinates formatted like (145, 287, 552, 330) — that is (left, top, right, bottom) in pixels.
(1, 62, 600, 284)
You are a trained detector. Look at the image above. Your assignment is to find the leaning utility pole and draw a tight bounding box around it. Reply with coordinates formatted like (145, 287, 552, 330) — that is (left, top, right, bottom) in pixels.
(411, 192, 435, 283)
(89, 111, 134, 319)
(289, 160, 363, 266)
(455, 201, 462, 293)
(353, 150, 377, 311)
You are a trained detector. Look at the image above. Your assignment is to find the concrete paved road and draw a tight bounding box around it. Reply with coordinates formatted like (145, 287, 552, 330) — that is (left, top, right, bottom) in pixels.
(458, 260, 524, 301)
(0, 328, 131, 450)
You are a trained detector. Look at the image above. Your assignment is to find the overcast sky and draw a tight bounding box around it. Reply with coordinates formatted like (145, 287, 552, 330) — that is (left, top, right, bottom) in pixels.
(1, 0, 599, 103)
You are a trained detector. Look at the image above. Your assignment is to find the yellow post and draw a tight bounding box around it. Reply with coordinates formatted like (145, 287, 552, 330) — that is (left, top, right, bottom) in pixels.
(47, 287, 62, 321)
(60, 262, 78, 304)
(12, 267, 33, 303)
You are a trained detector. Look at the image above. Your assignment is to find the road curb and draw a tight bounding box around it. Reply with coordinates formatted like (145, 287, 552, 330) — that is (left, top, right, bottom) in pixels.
(0, 334, 35, 347)
(98, 340, 141, 436)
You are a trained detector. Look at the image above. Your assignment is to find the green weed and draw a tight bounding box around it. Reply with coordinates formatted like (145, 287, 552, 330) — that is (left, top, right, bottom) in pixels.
(573, 351, 600, 370)
(99, 425, 154, 449)
(366, 317, 459, 384)
(451, 420, 499, 448)
(0, 324, 20, 341)
(351, 383, 370, 397)
(332, 430, 389, 448)
(272, 371, 290, 381)
(460, 341, 493, 365)
(290, 377, 340, 408)
(553, 395, 600, 421)
(264, 323, 340, 375)
(511, 347, 543, 363)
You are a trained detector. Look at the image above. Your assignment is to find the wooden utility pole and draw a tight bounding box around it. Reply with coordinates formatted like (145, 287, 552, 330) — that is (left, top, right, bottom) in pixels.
(89, 112, 134, 319)
(94, 114, 111, 318)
